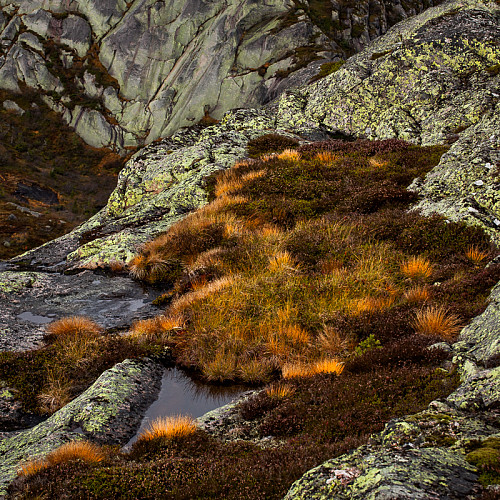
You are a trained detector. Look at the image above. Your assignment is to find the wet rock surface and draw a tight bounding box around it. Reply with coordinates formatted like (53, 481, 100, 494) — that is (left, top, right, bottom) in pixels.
(0, 269, 162, 352)
(0, 358, 163, 496)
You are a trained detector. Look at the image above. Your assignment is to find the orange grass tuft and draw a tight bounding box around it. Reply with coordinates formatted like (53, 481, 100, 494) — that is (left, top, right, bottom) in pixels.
(19, 459, 47, 477)
(404, 285, 431, 303)
(282, 362, 314, 379)
(19, 441, 105, 476)
(312, 358, 344, 375)
(265, 384, 296, 399)
(46, 441, 105, 465)
(351, 296, 395, 315)
(46, 316, 102, 339)
(138, 415, 197, 442)
(276, 149, 301, 161)
(413, 305, 462, 340)
(466, 245, 489, 265)
(315, 151, 338, 164)
(401, 255, 434, 281)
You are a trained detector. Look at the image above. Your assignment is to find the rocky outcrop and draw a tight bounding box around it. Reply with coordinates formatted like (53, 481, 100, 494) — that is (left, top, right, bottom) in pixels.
(0, 358, 163, 496)
(1, 1, 500, 497)
(11, 0, 499, 272)
(0, 0, 442, 150)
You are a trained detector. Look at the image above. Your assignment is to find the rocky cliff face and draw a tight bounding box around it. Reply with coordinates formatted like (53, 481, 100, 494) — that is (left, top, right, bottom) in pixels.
(0, 0, 441, 150)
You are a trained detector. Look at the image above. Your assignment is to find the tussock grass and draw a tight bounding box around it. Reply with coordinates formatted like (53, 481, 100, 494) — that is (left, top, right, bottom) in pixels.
(124, 138, 498, 383)
(404, 285, 431, 303)
(46, 316, 102, 340)
(466, 245, 489, 265)
(401, 255, 434, 281)
(19, 441, 105, 477)
(265, 383, 296, 399)
(138, 415, 197, 442)
(413, 306, 462, 340)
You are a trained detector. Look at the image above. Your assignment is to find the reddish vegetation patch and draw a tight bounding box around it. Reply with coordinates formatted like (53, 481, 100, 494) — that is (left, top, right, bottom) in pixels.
(0, 88, 131, 259)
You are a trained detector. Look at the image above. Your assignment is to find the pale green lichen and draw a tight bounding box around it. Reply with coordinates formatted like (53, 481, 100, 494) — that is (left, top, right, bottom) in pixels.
(0, 359, 161, 495)
(0, 272, 39, 294)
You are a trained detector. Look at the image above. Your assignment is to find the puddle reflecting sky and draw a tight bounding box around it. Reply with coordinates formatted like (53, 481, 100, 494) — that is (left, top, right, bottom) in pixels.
(127, 368, 247, 447)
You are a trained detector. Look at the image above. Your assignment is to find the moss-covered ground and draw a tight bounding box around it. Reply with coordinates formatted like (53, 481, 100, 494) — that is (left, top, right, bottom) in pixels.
(6, 137, 500, 498)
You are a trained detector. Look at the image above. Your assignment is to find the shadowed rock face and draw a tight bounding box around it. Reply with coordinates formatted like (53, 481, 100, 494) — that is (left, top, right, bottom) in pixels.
(0, 0, 441, 150)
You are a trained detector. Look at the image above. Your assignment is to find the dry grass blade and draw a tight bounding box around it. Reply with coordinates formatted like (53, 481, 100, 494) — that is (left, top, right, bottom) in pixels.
(413, 305, 462, 340)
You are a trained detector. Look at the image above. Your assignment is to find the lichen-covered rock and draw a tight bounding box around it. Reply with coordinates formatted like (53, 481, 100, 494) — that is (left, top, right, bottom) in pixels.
(285, 447, 478, 500)
(12, 109, 307, 270)
(0, 358, 163, 496)
(0, 0, 442, 150)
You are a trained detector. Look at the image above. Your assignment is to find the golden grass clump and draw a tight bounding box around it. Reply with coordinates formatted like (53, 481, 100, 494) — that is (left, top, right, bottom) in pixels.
(351, 296, 395, 315)
(315, 151, 337, 164)
(265, 384, 296, 399)
(413, 305, 462, 340)
(401, 255, 434, 281)
(239, 358, 273, 383)
(276, 149, 301, 161)
(46, 316, 102, 340)
(466, 245, 489, 265)
(404, 285, 431, 303)
(268, 250, 297, 273)
(201, 350, 238, 382)
(312, 358, 345, 375)
(19, 441, 105, 477)
(138, 415, 197, 442)
(282, 362, 314, 379)
(282, 324, 311, 346)
(127, 314, 184, 343)
(318, 326, 354, 356)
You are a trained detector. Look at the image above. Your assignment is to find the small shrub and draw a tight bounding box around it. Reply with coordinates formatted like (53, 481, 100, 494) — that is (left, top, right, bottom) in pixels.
(137, 415, 197, 442)
(413, 306, 462, 340)
(354, 334, 382, 357)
